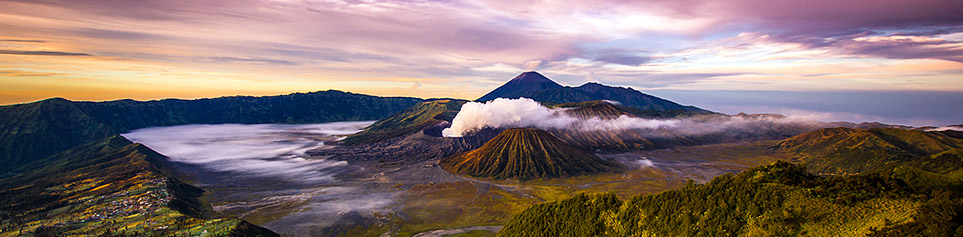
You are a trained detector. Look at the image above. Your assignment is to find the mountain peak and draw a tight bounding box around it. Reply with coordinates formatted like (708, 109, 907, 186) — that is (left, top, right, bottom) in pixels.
(510, 71, 554, 83)
(476, 71, 563, 101)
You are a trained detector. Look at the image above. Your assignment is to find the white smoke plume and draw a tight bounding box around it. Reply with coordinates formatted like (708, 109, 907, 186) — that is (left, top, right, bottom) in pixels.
(442, 98, 677, 137)
(441, 98, 824, 138)
(925, 125, 963, 132)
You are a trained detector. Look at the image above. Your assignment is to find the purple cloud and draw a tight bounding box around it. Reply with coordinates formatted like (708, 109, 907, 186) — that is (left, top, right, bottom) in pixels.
(0, 50, 91, 56)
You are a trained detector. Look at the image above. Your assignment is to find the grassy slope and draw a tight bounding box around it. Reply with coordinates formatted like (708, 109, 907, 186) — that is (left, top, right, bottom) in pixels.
(774, 127, 963, 174)
(341, 99, 466, 145)
(0, 136, 276, 236)
(441, 128, 618, 180)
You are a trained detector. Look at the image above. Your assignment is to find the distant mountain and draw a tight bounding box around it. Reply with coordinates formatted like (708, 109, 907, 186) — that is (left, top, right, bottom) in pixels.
(774, 127, 963, 175)
(75, 90, 423, 132)
(477, 71, 712, 116)
(0, 91, 422, 173)
(0, 135, 277, 236)
(441, 128, 618, 180)
(476, 71, 563, 101)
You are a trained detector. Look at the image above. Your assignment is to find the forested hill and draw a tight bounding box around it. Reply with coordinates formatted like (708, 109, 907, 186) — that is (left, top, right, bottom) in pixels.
(774, 127, 963, 175)
(0, 90, 423, 173)
(499, 162, 963, 236)
(73, 90, 423, 132)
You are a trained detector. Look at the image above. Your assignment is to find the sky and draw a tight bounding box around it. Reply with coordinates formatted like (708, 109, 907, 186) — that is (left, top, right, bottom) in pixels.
(1, 0, 962, 125)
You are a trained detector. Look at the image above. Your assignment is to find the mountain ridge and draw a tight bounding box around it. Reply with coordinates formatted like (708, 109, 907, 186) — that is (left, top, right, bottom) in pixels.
(476, 71, 563, 101)
(773, 127, 963, 174)
(476, 71, 712, 116)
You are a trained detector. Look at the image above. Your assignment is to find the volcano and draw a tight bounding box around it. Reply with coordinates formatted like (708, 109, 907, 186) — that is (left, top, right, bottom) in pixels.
(476, 71, 711, 116)
(440, 128, 618, 180)
(476, 71, 563, 102)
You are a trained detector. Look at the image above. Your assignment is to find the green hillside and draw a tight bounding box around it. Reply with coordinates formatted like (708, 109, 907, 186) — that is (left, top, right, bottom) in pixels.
(0, 98, 114, 173)
(440, 128, 619, 180)
(774, 127, 963, 174)
(0, 136, 277, 236)
(341, 99, 466, 145)
(498, 161, 963, 236)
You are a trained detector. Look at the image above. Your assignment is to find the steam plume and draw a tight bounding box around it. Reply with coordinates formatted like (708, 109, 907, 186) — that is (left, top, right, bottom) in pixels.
(442, 98, 676, 137)
(442, 98, 823, 138)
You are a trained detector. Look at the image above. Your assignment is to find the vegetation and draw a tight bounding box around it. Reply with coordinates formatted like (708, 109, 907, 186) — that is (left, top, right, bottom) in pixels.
(74, 90, 423, 132)
(0, 136, 277, 236)
(498, 161, 963, 236)
(0, 98, 114, 173)
(774, 127, 963, 174)
(341, 99, 466, 145)
(441, 128, 619, 180)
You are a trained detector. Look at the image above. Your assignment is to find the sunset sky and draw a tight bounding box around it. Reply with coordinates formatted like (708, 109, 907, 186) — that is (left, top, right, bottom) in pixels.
(1, 0, 962, 125)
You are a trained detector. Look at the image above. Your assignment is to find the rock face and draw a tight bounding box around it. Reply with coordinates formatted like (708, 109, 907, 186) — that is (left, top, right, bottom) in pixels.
(441, 128, 618, 180)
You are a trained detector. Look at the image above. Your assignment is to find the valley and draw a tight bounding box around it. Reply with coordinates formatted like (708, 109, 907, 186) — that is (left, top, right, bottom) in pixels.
(121, 122, 800, 236)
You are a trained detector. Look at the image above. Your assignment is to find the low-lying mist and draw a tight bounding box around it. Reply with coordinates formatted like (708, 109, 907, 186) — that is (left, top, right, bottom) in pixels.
(123, 121, 406, 235)
(442, 98, 824, 138)
(123, 122, 372, 183)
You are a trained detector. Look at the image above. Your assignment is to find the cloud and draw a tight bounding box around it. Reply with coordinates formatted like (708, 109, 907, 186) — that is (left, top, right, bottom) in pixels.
(0, 39, 46, 43)
(441, 97, 819, 137)
(206, 56, 296, 65)
(0, 50, 91, 56)
(926, 126, 963, 132)
(0, 70, 63, 77)
(595, 54, 650, 66)
(522, 60, 543, 70)
(122, 122, 372, 183)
